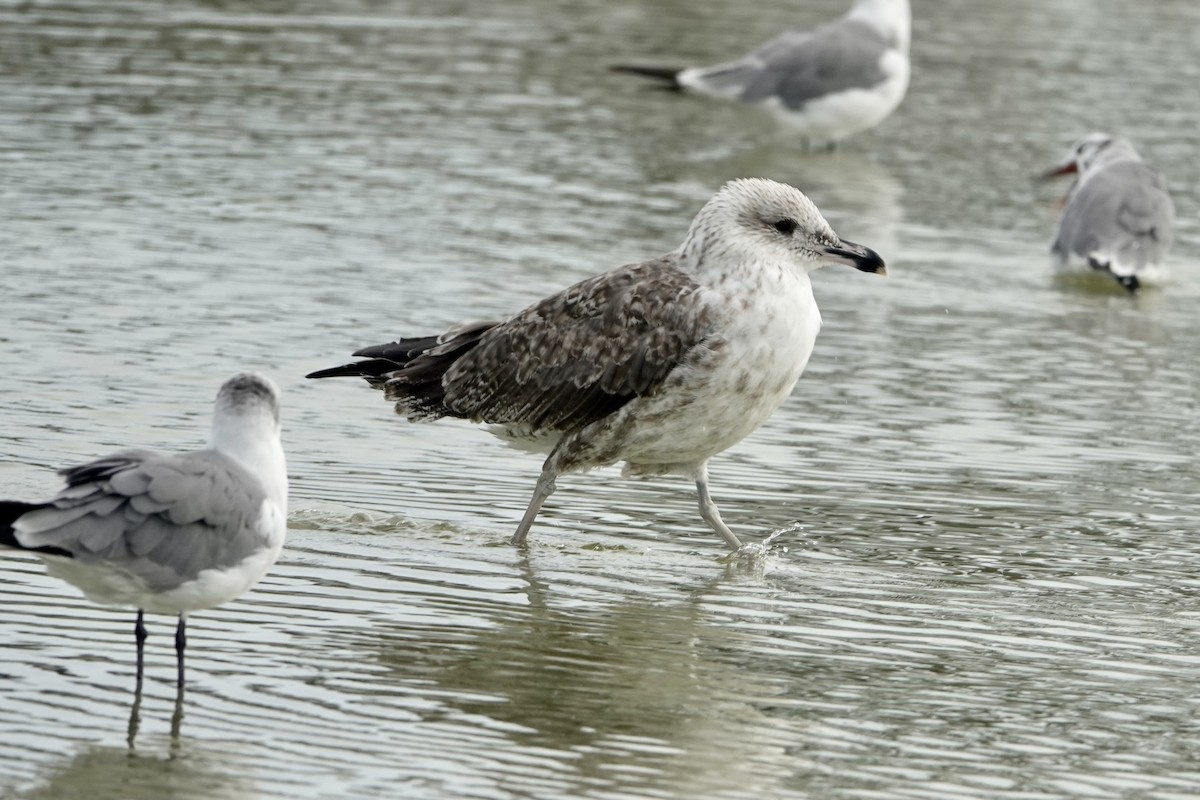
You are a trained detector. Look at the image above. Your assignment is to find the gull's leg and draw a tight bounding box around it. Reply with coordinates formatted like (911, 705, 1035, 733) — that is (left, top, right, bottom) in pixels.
(694, 463, 743, 551)
(510, 463, 559, 546)
(126, 690, 143, 749)
(134, 609, 148, 694)
(174, 614, 187, 690)
(128, 609, 147, 747)
(170, 686, 186, 743)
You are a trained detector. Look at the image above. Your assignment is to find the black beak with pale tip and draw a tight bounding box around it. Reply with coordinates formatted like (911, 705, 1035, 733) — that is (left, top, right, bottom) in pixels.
(820, 239, 887, 275)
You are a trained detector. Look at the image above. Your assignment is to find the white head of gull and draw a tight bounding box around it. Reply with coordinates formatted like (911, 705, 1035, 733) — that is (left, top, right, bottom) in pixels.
(0, 373, 288, 693)
(1043, 132, 1175, 293)
(611, 0, 911, 147)
(308, 178, 885, 552)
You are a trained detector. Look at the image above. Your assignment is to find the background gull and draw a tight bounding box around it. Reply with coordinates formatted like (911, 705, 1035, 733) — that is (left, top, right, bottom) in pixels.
(611, 0, 911, 147)
(1043, 132, 1175, 293)
(308, 178, 885, 551)
(0, 373, 288, 693)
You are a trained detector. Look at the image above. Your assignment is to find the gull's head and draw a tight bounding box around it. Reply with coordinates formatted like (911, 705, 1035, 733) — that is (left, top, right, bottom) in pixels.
(1043, 132, 1141, 180)
(849, 0, 912, 51)
(215, 372, 282, 430)
(684, 178, 887, 278)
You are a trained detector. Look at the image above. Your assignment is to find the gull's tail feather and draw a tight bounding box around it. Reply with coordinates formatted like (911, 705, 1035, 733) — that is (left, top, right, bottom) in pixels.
(0, 500, 72, 556)
(610, 64, 685, 90)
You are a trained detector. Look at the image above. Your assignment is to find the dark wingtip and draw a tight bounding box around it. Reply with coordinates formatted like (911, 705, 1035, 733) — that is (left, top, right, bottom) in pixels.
(307, 355, 412, 380)
(1086, 257, 1140, 295)
(1117, 274, 1140, 294)
(306, 364, 362, 380)
(610, 64, 685, 89)
(0, 500, 73, 557)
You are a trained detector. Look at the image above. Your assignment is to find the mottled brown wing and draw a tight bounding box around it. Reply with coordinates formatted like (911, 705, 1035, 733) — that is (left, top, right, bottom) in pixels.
(440, 256, 712, 433)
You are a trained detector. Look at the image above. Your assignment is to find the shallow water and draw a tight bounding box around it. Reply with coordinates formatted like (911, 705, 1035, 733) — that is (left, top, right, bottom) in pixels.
(2, 0, 1200, 798)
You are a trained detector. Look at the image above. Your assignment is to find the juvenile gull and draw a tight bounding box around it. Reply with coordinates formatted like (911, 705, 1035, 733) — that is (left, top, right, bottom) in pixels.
(308, 178, 885, 551)
(611, 0, 911, 147)
(1043, 132, 1175, 293)
(0, 373, 288, 691)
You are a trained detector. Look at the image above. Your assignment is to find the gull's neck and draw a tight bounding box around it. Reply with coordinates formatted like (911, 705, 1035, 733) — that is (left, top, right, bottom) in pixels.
(209, 410, 288, 505)
(677, 235, 813, 298)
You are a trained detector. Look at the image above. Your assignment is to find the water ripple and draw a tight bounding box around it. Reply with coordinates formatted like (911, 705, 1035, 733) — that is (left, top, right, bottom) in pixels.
(4, 0, 1200, 798)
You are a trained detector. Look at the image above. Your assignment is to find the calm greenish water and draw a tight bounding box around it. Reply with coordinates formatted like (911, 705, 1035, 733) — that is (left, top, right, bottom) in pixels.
(2, 1, 1199, 798)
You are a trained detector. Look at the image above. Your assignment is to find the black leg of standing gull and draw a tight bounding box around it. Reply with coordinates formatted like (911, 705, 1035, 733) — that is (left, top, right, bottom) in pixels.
(135, 609, 148, 692)
(174, 615, 187, 689)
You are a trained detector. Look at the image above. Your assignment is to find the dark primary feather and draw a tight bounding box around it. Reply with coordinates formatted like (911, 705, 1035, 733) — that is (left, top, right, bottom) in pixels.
(0, 499, 70, 556)
(311, 256, 713, 435)
(609, 64, 684, 89)
(303, 358, 405, 383)
(305, 334, 469, 386)
(305, 335, 438, 382)
(14, 450, 273, 589)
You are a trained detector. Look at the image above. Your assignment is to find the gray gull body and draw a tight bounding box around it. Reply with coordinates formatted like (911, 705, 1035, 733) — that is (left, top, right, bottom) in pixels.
(0, 373, 288, 691)
(611, 0, 911, 147)
(308, 178, 885, 551)
(1044, 132, 1175, 293)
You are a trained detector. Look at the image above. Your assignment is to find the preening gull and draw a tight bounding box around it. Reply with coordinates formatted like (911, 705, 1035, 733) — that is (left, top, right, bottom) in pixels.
(0, 373, 288, 691)
(1043, 132, 1175, 293)
(611, 0, 911, 147)
(307, 178, 885, 551)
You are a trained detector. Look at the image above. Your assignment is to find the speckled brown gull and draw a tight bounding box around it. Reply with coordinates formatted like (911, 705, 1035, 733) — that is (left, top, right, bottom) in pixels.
(611, 0, 911, 147)
(0, 373, 288, 693)
(307, 178, 886, 551)
(1043, 133, 1175, 293)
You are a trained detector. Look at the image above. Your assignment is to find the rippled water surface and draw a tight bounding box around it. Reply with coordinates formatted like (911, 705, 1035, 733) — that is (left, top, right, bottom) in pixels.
(2, 1, 1200, 798)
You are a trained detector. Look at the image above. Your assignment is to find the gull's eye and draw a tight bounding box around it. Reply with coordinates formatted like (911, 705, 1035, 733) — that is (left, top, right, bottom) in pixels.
(772, 218, 798, 236)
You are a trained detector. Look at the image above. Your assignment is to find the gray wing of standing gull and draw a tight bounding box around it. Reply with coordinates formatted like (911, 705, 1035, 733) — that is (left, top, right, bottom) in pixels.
(1052, 161, 1175, 268)
(373, 256, 715, 433)
(687, 19, 890, 109)
(13, 449, 272, 591)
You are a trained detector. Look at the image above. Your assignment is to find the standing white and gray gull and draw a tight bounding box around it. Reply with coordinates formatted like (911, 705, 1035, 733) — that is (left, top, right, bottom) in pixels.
(0, 373, 288, 692)
(1043, 133, 1175, 293)
(308, 179, 886, 551)
(611, 0, 911, 147)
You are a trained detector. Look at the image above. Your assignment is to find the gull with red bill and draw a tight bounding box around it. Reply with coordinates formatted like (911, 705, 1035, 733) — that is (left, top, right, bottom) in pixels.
(1042, 133, 1175, 293)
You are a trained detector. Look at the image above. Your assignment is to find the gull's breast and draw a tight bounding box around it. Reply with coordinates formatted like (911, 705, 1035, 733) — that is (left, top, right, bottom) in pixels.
(598, 267, 822, 468)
